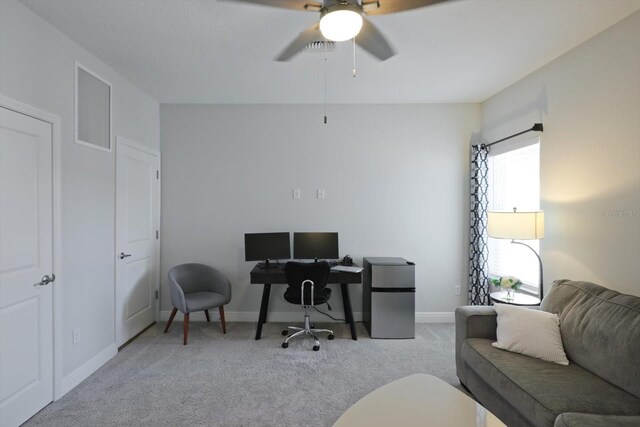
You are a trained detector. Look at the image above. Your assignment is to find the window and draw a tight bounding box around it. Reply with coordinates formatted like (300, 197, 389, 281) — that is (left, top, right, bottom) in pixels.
(487, 138, 540, 292)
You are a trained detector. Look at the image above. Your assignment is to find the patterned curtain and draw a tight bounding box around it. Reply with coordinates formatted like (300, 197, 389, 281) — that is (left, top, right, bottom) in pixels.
(469, 144, 490, 305)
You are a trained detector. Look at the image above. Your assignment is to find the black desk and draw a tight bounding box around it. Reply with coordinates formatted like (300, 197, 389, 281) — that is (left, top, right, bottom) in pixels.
(250, 264, 362, 340)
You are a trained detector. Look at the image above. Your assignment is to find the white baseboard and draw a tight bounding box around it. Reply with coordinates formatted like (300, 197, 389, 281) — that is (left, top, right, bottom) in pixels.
(58, 343, 117, 399)
(415, 312, 455, 323)
(159, 310, 362, 323)
(160, 310, 454, 323)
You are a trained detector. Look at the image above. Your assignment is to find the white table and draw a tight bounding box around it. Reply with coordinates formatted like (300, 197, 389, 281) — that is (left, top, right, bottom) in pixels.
(333, 374, 506, 427)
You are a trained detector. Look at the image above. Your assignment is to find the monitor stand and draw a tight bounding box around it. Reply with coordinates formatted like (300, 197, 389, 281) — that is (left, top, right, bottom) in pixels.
(257, 259, 281, 269)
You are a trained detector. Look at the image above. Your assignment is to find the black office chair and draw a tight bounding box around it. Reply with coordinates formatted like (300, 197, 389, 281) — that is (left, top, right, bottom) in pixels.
(281, 261, 335, 351)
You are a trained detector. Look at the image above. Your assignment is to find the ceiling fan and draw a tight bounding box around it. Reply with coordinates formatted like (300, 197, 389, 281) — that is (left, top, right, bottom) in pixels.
(228, 0, 448, 61)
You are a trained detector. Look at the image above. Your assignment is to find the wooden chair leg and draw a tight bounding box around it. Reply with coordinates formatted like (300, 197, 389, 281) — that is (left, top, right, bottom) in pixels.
(164, 307, 177, 333)
(219, 306, 226, 334)
(183, 313, 190, 345)
(204, 310, 210, 322)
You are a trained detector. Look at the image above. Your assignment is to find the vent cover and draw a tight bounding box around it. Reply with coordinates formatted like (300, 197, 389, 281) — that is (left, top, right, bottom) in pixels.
(76, 64, 111, 152)
(305, 40, 336, 52)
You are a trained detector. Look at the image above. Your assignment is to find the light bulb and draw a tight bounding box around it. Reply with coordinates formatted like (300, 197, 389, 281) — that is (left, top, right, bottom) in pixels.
(320, 9, 363, 42)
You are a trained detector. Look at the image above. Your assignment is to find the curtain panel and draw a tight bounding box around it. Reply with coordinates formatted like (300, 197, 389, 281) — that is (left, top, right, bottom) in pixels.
(469, 144, 490, 305)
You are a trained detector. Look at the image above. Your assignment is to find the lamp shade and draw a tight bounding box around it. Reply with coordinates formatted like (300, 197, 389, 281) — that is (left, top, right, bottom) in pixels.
(488, 211, 544, 240)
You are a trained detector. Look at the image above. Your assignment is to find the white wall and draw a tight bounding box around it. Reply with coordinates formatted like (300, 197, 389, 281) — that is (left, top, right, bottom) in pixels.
(0, 0, 159, 388)
(160, 104, 480, 320)
(482, 11, 640, 296)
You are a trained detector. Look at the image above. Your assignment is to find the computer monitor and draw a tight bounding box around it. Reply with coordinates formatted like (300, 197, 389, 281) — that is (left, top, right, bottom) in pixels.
(293, 232, 339, 261)
(244, 233, 291, 267)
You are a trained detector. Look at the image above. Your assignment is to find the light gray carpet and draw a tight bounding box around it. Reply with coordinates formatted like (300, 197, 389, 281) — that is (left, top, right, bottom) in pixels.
(26, 321, 461, 426)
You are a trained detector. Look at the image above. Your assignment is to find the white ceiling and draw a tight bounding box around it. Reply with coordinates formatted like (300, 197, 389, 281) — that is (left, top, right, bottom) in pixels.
(21, 0, 640, 104)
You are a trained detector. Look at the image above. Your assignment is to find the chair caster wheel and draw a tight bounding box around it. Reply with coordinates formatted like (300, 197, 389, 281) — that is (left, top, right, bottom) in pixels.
(282, 342, 289, 348)
(328, 334, 335, 340)
(310, 323, 315, 328)
(313, 345, 320, 351)
(281, 330, 288, 336)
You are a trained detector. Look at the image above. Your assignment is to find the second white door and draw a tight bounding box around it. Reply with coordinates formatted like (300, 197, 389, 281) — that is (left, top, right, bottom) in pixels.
(115, 137, 160, 347)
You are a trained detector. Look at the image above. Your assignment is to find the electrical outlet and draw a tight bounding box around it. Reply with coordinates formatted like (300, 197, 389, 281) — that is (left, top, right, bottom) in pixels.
(292, 188, 301, 200)
(317, 188, 325, 199)
(73, 327, 80, 344)
(454, 286, 461, 296)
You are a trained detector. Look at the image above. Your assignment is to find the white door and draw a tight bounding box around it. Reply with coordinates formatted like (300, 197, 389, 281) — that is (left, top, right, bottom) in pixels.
(115, 137, 160, 347)
(0, 107, 54, 426)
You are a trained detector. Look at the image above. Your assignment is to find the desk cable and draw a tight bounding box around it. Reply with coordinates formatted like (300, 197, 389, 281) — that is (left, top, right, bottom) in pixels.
(313, 303, 345, 322)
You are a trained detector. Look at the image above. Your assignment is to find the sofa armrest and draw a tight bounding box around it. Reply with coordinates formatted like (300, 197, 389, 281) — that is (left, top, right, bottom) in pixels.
(455, 306, 497, 386)
(555, 413, 640, 427)
(455, 306, 497, 341)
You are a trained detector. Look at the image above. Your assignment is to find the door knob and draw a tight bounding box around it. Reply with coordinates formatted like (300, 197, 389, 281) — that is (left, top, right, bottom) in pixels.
(119, 252, 132, 259)
(34, 274, 55, 287)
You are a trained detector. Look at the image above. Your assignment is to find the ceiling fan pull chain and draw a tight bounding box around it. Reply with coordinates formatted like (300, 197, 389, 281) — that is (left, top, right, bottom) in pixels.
(324, 41, 328, 124)
(353, 37, 357, 77)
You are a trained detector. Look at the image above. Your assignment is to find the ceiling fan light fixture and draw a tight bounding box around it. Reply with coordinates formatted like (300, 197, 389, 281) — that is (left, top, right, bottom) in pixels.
(319, 4, 363, 42)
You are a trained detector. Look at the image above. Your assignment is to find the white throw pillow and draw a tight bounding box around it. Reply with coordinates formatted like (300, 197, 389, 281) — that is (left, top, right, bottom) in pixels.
(492, 304, 569, 365)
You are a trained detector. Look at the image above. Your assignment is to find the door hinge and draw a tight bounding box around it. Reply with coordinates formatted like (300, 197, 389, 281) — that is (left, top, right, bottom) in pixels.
(156, 170, 159, 179)
(156, 230, 159, 239)
(155, 290, 159, 300)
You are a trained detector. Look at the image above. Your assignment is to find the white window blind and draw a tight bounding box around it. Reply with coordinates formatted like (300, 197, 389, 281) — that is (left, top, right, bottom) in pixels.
(487, 140, 540, 290)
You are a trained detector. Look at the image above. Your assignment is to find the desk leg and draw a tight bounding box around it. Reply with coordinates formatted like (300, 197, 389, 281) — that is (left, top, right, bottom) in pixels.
(255, 283, 271, 340)
(340, 283, 357, 340)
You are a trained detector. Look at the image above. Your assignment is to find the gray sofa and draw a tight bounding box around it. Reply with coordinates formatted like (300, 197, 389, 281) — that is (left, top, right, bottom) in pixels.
(455, 280, 640, 427)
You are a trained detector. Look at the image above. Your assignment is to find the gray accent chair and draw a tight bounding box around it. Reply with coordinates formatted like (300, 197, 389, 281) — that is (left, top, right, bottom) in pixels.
(164, 263, 232, 345)
(456, 280, 640, 427)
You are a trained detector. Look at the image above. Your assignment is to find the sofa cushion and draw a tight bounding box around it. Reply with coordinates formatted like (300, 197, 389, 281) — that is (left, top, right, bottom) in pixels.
(461, 338, 640, 427)
(541, 280, 640, 398)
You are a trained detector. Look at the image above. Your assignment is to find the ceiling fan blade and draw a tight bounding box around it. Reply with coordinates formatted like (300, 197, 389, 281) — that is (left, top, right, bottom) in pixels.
(363, 0, 448, 16)
(276, 23, 323, 61)
(223, 0, 322, 12)
(356, 18, 396, 61)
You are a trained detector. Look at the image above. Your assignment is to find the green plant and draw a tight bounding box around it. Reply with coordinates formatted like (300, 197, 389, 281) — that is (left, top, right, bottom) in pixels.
(491, 275, 522, 290)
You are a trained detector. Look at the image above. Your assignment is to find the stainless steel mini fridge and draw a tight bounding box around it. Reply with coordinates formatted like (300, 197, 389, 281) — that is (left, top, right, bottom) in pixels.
(363, 257, 415, 339)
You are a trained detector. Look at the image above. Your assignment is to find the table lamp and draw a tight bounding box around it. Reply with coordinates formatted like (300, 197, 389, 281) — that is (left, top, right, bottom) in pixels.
(487, 208, 544, 300)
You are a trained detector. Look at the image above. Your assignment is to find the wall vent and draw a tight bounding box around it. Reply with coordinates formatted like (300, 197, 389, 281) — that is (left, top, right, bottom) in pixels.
(75, 63, 112, 152)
